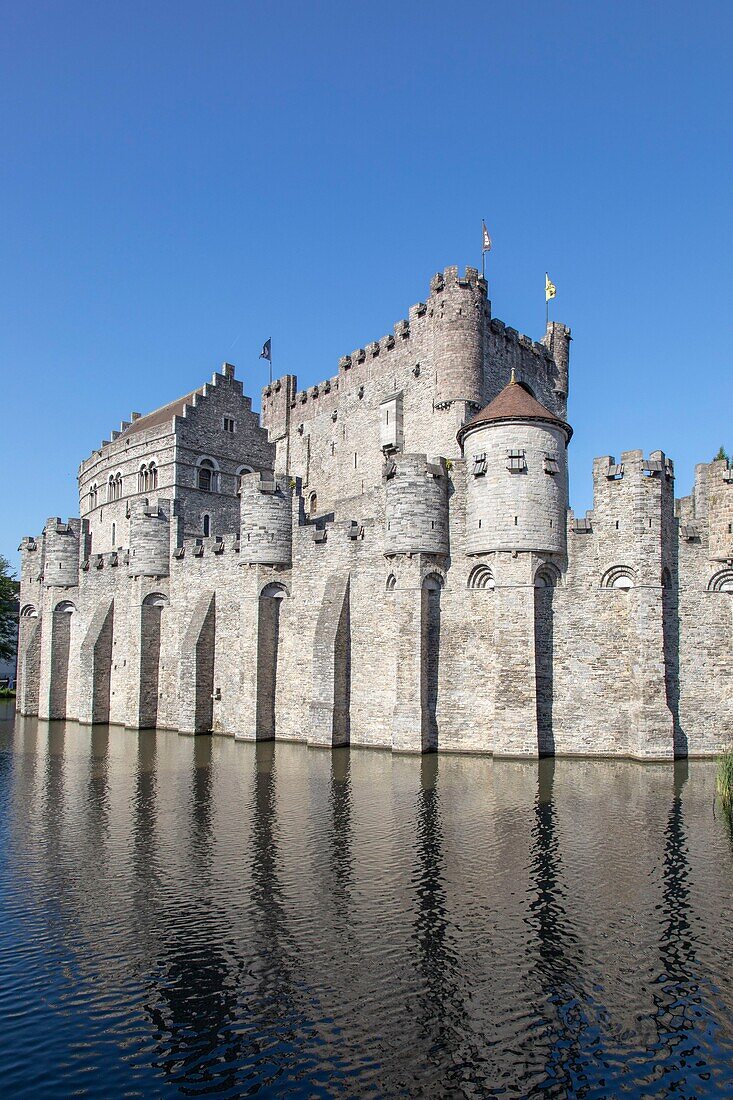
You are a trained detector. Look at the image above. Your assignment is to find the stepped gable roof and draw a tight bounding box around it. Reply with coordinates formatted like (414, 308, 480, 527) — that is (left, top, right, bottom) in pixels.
(457, 375, 572, 445)
(121, 388, 204, 437)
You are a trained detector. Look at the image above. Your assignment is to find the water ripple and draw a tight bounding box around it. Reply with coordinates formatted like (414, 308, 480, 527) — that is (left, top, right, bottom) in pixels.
(1, 705, 733, 1097)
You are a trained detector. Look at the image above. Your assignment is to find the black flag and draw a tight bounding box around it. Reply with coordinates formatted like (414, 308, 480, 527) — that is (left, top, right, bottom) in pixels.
(259, 338, 271, 361)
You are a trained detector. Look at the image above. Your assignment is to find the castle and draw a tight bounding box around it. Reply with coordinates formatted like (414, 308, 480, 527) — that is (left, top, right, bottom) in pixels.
(15, 265, 733, 758)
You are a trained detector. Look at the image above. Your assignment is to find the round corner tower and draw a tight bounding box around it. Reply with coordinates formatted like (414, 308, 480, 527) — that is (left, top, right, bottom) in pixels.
(457, 376, 572, 557)
(128, 499, 171, 577)
(43, 517, 80, 588)
(429, 266, 488, 411)
(384, 454, 449, 556)
(239, 471, 293, 565)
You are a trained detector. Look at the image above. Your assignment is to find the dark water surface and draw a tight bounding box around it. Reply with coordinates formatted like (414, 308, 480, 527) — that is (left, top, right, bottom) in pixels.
(2, 704, 733, 1098)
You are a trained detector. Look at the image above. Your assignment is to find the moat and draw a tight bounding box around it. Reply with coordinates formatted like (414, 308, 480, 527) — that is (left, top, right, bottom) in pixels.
(2, 701, 733, 1098)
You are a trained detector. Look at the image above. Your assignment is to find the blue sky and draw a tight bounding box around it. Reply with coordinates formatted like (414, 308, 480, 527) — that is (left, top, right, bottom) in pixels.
(2, 0, 732, 571)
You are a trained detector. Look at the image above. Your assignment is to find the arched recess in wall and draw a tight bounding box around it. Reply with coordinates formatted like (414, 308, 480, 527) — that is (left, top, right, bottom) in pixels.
(601, 565, 636, 590)
(660, 565, 683, 756)
(18, 604, 41, 717)
(139, 592, 169, 729)
(535, 562, 561, 588)
(196, 456, 220, 493)
(257, 582, 289, 740)
(236, 465, 254, 495)
(421, 573, 443, 753)
(309, 491, 318, 517)
(386, 573, 397, 592)
(707, 568, 733, 593)
(467, 563, 495, 590)
(50, 601, 75, 720)
(534, 566, 559, 757)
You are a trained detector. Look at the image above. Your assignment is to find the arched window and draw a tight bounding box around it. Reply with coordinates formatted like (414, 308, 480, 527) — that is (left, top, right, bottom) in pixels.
(197, 458, 217, 492)
(142, 592, 168, 608)
(111, 522, 116, 546)
(260, 582, 289, 599)
(108, 472, 123, 501)
(54, 600, 76, 615)
(601, 565, 636, 590)
(386, 573, 397, 591)
(708, 568, 733, 593)
(468, 564, 495, 590)
(89, 484, 98, 510)
(423, 572, 444, 591)
(138, 464, 148, 493)
(309, 491, 318, 516)
(535, 563, 561, 588)
(20, 604, 38, 619)
(148, 461, 157, 490)
(236, 465, 254, 495)
(202, 514, 210, 537)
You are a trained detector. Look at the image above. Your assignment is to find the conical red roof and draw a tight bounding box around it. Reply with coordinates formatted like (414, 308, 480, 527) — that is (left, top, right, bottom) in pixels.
(457, 378, 572, 444)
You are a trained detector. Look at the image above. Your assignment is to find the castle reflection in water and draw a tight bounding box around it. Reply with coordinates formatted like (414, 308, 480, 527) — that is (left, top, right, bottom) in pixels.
(2, 706, 733, 1098)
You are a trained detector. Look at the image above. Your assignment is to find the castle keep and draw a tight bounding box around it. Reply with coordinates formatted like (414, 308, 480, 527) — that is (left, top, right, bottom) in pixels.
(16, 265, 733, 757)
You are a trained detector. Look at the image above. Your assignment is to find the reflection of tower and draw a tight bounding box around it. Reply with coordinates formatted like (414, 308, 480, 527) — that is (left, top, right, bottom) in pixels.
(148, 737, 241, 1094)
(328, 748, 354, 915)
(649, 760, 713, 1078)
(528, 759, 591, 1092)
(408, 756, 471, 1093)
(244, 742, 305, 1072)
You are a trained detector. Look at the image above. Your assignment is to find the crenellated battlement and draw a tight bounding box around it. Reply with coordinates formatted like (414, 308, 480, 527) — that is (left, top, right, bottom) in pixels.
(678, 457, 733, 561)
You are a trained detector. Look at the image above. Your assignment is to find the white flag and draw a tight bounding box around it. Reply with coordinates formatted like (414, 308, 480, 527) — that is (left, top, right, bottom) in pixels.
(482, 221, 492, 253)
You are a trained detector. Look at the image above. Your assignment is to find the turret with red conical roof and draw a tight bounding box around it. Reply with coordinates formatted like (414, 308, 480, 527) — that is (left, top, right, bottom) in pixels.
(458, 370, 572, 558)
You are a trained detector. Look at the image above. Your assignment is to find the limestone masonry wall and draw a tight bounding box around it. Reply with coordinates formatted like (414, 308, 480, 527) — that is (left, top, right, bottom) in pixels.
(16, 264, 733, 757)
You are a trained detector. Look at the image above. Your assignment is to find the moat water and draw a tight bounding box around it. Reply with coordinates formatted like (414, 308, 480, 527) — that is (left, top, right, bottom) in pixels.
(2, 702, 733, 1098)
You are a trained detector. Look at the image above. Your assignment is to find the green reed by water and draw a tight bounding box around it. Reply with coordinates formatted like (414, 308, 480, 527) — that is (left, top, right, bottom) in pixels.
(716, 745, 733, 815)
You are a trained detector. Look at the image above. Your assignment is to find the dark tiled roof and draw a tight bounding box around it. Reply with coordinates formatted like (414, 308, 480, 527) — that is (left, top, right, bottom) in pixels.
(457, 378, 572, 444)
(121, 389, 203, 437)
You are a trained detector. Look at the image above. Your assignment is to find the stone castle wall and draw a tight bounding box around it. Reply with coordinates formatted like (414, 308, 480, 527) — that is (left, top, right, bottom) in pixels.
(15, 266, 733, 758)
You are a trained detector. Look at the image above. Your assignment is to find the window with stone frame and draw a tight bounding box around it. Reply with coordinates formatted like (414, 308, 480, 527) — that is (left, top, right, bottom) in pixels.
(197, 459, 217, 492)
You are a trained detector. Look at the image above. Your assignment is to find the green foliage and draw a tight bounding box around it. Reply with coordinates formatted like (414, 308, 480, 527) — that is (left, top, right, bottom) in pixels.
(0, 555, 18, 663)
(714, 445, 730, 463)
(716, 745, 733, 816)
(0, 688, 16, 699)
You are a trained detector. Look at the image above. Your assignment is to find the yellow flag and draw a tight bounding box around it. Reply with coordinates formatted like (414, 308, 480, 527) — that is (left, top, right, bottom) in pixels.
(545, 272, 556, 301)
